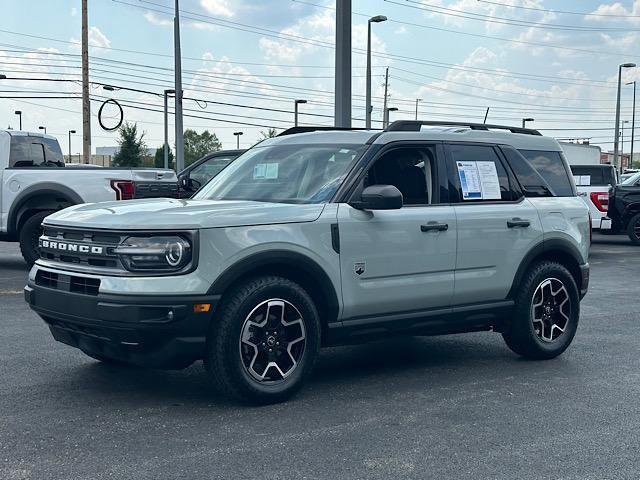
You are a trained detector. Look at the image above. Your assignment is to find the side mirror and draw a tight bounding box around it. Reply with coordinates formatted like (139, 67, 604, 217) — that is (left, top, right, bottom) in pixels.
(351, 185, 403, 210)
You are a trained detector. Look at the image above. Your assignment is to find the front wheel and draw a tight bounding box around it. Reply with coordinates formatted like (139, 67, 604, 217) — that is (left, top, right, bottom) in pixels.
(627, 213, 640, 245)
(502, 261, 580, 360)
(204, 276, 321, 404)
(19, 210, 55, 267)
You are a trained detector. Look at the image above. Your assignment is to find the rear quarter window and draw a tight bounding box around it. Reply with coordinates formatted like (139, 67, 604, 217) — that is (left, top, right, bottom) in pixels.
(570, 165, 616, 187)
(519, 150, 575, 197)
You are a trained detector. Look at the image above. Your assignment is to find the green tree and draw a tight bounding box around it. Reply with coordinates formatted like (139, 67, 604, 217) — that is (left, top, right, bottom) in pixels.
(154, 147, 174, 169)
(183, 129, 221, 167)
(259, 128, 279, 140)
(113, 122, 147, 168)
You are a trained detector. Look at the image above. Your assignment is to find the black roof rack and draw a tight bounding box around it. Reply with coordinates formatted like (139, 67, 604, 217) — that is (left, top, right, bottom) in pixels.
(277, 126, 379, 137)
(385, 120, 542, 136)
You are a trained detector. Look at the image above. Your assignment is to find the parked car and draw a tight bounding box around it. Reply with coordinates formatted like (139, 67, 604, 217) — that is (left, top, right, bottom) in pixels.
(607, 171, 640, 244)
(570, 164, 617, 231)
(178, 149, 245, 198)
(25, 121, 590, 404)
(0, 130, 179, 265)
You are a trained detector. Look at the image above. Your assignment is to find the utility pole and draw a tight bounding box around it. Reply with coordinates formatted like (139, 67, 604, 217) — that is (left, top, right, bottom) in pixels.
(334, 0, 351, 127)
(628, 81, 637, 168)
(81, 0, 91, 164)
(174, 0, 185, 173)
(163, 89, 175, 169)
(382, 67, 389, 127)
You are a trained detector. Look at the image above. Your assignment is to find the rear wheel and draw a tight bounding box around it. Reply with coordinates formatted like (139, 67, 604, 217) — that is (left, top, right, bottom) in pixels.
(204, 276, 321, 404)
(502, 261, 580, 360)
(627, 213, 640, 245)
(19, 210, 54, 267)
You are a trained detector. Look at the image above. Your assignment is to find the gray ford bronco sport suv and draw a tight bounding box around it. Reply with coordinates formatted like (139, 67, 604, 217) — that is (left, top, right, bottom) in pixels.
(25, 121, 590, 403)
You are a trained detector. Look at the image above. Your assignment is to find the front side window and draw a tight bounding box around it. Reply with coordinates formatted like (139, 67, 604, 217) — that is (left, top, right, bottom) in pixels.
(194, 144, 367, 204)
(449, 144, 518, 202)
(519, 150, 575, 196)
(363, 146, 437, 206)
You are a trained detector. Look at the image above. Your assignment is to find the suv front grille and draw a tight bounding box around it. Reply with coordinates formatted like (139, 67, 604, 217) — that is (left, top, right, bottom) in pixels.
(39, 227, 124, 271)
(35, 270, 101, 296)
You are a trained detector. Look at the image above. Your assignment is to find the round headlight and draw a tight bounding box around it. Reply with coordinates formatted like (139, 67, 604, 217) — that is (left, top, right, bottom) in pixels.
(166, 240, 184, 266)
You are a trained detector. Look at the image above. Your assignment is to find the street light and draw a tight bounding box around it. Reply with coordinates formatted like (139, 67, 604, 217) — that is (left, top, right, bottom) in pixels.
(522, 117, 535, 128)
(164, 89, 175, 169)
(294, 99, 307, 127)
(14, 110, 22, 130)
(415, 99, 422, 121)
(383, 107, 398, 128)
(38, 126, 47, 134)
(366, 15, 387, 129)
(233, 131, 243, 149)
(0, 74, 6, 79)
(68, 130, 76, 162)
(627, 81, 637, 168)
(614, 63, 636, 173)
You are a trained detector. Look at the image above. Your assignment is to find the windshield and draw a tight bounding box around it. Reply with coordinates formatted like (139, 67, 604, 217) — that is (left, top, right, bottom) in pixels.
(621, 171, 640, 185)
(194, 144, 367, 204)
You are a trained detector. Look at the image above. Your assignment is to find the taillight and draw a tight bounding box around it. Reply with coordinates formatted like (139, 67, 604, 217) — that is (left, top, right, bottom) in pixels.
(111, 180, 135, 200)
(590, 192, 609, 212)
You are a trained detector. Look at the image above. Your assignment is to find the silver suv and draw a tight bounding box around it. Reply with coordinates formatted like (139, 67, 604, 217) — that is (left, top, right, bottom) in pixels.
(25, 121, 590, 403)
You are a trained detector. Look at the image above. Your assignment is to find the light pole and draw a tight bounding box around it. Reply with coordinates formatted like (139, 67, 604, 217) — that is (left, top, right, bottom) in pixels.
(415, 99, 422, 120)
(627, 81, 637, 168)
(614, 63, 636, 173)
(294, 99, 307, 127)
(68, 130, 76, 162)
(383, 107, 398, 128)
(522, 117, 535, 128)
(14, 110, 22, 130)
(622, 120, 630, 170)
(233, 131, 243, 149)
(164, 89, 175, 169)
(174, 0, 185, 173)
(366, 15, 387, 129)
(38, 126, 46, 134)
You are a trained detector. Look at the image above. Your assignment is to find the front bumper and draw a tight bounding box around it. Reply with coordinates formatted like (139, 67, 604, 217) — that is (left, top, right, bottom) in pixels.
(25, 282, 220, 368)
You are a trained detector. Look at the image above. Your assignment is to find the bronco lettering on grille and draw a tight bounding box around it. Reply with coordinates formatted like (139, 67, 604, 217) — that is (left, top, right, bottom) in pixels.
(40, 240, 104, 255)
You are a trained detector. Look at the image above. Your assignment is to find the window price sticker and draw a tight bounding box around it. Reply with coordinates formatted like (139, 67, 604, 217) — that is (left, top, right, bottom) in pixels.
(457, 161, 501, 200)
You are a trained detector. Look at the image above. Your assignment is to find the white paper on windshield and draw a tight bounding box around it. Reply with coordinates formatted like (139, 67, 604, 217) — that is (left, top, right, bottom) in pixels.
(456, 161, 502, 200)
(265, 163, 279, 179)
(476, 161, 501, 200)
(253, 163, 267, 179)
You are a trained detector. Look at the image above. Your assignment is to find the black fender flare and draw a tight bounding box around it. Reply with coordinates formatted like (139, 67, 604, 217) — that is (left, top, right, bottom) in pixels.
(208, 250, 341, 326)
(7, 182, 83, 235)
(622, 202, 640, 222)
(508, 239, 586, 299)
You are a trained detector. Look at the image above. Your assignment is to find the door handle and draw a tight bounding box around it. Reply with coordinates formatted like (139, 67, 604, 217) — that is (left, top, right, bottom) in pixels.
(507, 218, 531, 228)
(421, 222, 449, 232)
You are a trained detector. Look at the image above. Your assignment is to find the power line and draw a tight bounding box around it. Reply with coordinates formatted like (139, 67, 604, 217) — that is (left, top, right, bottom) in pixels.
(475, 0, 640, 19)
(387, 0, 640, 32)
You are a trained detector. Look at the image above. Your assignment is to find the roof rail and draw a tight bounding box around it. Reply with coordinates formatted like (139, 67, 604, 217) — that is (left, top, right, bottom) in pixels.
(385, 120, 542, 136)
(277, 126, 379, 137)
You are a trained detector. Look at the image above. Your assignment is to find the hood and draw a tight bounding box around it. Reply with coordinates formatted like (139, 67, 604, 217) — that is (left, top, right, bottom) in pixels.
(45, 198, 326, 230)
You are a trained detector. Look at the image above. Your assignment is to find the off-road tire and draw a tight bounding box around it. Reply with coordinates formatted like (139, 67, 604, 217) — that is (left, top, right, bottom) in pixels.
(502, 261, 580, 360)
(204, 276, 321, 404)
(627, 213, 640, 245)
(19, 210, 54, 267)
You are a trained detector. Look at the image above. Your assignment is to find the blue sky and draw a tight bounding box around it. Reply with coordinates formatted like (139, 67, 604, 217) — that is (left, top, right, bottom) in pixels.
(2, 0, 640, 157)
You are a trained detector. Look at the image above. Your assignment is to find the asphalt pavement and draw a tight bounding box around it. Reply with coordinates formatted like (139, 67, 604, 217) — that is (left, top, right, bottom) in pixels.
(1, 235, 639, 480)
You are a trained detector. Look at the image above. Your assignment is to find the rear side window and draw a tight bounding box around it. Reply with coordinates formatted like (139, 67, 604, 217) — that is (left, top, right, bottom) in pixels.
(570, 165, 617, 187)
(448, 144, 520, 202)
(9, 136, 63, 167)
(519, 150, 575, 196)
(501, 146, 553, 197)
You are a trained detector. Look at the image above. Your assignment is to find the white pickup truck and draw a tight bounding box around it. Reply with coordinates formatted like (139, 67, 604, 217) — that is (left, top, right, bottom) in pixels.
(0, 130, 179, 265)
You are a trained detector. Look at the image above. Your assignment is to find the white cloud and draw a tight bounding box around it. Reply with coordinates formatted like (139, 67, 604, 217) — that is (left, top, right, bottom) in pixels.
(70, 7, 77, 17)
(200, 0, 234, 18)
(144, 11, 172, 27)
(588, 0, 640, 19)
